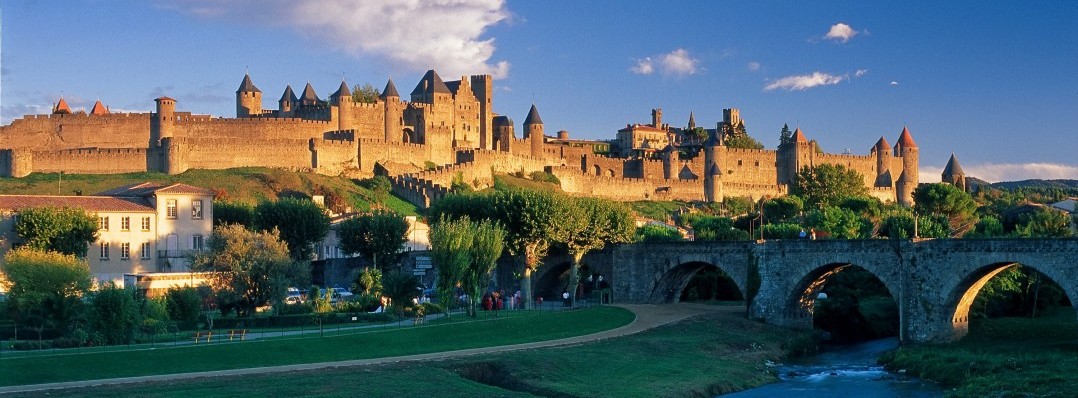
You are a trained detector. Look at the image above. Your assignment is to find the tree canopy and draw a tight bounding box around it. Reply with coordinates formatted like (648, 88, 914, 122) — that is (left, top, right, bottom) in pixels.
(790, 164, 869, 208)
(337, 210, 410, 271)
(560, 197, 635, 304)
(351, 83, 380, 104)
(913, 183, 978, 237)
(635, 224, 684, 242)
(430, 216, 506, 317)
(191, 224, 306, 316)
(1, 248, 93, 340)
(253, 198, 330, 261)
(14, 207, 98, 257)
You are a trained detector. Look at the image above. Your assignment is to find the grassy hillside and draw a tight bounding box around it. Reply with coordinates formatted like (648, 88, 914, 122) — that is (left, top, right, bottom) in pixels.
(0, 168, 418, 216)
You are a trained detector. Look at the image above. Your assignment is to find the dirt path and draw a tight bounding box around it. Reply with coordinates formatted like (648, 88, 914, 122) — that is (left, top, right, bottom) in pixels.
(0, 303, 733, 395)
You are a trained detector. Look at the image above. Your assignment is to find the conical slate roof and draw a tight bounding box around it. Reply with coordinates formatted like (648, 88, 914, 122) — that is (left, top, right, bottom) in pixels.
(90, 100, 109, 115)
(236, 73, 261, 93)
(380, 79, 400, 98)
(687, 111, 696, 129)
(943, 153, 965, 176)
(300, 82, 320, 104)
(524, 104, 543, 125)
(410, 70, 452, 96)
(330, 80, 351, 99)
(279, 85, 298, 102)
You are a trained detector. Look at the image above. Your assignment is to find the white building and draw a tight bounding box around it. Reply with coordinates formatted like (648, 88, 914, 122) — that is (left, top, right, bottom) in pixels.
(315, 214, 430, 261)
(0, 182, 214, 289)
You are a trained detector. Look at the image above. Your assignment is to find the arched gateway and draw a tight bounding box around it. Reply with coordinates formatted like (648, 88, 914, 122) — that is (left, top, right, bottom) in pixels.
(609, 238, 1078, 343)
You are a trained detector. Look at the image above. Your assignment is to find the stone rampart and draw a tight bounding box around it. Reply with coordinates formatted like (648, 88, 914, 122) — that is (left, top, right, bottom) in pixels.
(0, 113, 152, 150)
(31, 147, 150, 174)
(358, 139, 427, 171)
(551, 166, 704, 202)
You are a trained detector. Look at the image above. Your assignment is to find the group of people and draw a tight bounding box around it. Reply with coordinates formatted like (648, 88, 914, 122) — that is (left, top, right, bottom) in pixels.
(481, 290, 523, 311)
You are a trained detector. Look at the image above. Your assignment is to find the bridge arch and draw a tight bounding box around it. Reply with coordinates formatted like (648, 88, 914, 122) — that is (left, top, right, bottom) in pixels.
(942, 259, 1078, 341)
(783, 261, 901, 326)
(648, 253, 746, 303)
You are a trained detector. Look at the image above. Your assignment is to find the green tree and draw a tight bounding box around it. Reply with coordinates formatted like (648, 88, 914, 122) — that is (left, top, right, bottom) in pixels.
(778, 123, 793, 146)
(790, 164, 869, 208)
(337, 210, 410, 271)
(431, 217, 506, 317)
(350, 267, 383, 297)
(254, 198, 330, 261)
(561, 198, 635, 305)
(761, 223, 803, 239)
(1, 248, 93, 342)
(191, 225, 306, 316)
(88, 282, 140, 345)
(720, 196, 754, 217)
(1012, 208, 1071, 237)
(913, 183, 978, 237)
(635, 224, 684, 242)
(762, 196, 803, 224)
(14, 206, 98, 258)
(381, 271, 420, 315)
(966, 216, 1005, 238)
(362, 175, 393, 206)
(692, 216, 750, 241)
(725, 134, 764, 150)
(805, 207, 870, 239)
(351, 83, 380, 104)
(164, 286, 202, 328)
(212, 201, 255, 228)
(490, 190, 570, 309)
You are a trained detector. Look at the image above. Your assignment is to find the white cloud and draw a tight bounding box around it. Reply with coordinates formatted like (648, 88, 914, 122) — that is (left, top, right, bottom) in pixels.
(855, 69, 868, 77)
(890, 81, 899, 86)
(747, 62, 761, 72)
(764, 72, 846, 91)
(921, 162, 1078, 183)
(631, 48, 699, 76)
(165, 0, 511, 79)
(825, 22, 859, 43)
(631, 57, 655, 75)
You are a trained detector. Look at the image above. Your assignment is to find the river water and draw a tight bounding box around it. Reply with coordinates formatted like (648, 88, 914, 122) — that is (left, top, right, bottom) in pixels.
(721, 338, 943, 397)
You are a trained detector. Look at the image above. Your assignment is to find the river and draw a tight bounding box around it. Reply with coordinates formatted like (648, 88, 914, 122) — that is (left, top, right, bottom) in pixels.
(721, 338, 943, 397)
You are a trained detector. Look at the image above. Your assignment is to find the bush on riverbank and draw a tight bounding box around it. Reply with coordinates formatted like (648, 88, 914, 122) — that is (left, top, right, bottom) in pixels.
(879, 306, 1078, 397)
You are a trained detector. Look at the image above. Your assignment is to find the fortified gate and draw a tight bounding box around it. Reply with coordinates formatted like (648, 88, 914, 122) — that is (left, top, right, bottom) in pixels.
(608, 238, 1078, 343)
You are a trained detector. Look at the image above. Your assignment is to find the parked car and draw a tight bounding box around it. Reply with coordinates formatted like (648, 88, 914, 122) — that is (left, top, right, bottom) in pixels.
(285, 287, 306, 304)
(331, 287, 354, 302)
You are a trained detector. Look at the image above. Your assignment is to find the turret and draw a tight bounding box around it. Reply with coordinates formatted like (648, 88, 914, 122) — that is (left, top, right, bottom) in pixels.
(236, 73, 262, 118)
(151, 96, 176, 146)
(330, 80, 353, 131)
(52, 97, 72, 115)
(470, 75, 494, 150)
(90, 100, 109, 116)
(703, 130, 723, 202)
(777, 126, 811, 185)
(662, 139, 679, 180)
(410, 69, 452, 104)
(894, 126, 919, 206)
(723, 108, 741, 129)
(381, 79, 403, 142)
(872, 136, 893, 187)
(942, 153, 967, 192)
(524, 104, 544, 157)
(300, 82, 321, 106)
(651, 108, 663, 128)
(492, 115, 514, 152)
(278, 85, 298, 117)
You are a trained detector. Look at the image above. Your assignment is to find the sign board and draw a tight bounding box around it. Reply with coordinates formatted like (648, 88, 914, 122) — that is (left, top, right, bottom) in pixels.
(415, 256, 433, 269)
(413, 270, 427, 276)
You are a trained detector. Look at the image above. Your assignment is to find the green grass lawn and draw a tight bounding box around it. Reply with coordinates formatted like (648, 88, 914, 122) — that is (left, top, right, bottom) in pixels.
(0, 168, 418, 216)
(629, 200, 689, 221)
(0, 307, 633, 387)
(880, 306, 1078, 397)
(4, 308, 814, 398)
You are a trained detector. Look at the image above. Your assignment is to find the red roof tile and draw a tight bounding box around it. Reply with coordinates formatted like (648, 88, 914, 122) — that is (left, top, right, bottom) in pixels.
(793, 128, 808, 143)
(53, 98, 72, 114)
(90, 100, 109, 115)
(0, 195, 154, 213)
(897, 126, 917, 148)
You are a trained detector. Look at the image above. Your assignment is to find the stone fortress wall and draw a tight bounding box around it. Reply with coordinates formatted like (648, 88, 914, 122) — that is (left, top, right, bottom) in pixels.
(0, 69, 920, 209)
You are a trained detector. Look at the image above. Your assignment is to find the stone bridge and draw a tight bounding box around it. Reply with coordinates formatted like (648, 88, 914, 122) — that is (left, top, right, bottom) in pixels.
(608, 238, 1078, 343)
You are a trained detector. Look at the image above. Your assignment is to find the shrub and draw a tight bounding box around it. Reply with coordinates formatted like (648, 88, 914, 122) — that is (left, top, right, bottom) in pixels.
(164, 286, 202, 328)
(529, 171, 560, 184)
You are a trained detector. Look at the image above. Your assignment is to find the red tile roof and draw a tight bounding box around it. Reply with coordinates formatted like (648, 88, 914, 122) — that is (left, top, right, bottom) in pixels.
(0, 195, 154, 213)
(53, 98, 72, 114)
(793, 128, 808, 143)
(96, 182, 215, 197)
(896, 126, 917, 148)
(873, 136, 890, 152)
(90, 100, 109, 115)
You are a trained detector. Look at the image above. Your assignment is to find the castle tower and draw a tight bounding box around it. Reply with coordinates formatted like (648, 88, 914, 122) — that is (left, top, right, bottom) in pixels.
(872, 136, 893, 187)
(524, 104, 544, 157)
(687, 111, 696, 130)
(723, 108, 741, 128)
(278, 85, 298, 117)
(777, 127, 811, 186)
(894, 126, 919, 206)
(662, 140, 679, 180)
(470, 75, 494, 150)
(151, 96, 176, 146)
(410, 70, 452, 104)
(381, 79, 403, 142)
(52, 97, 72, 115)
(330, 80, 353, 131)
(942, 153, 967, 192)
(703, 130, 723, 202)
(651, 108, 663, 128)
(236, 73, 262, 118)
(492, 115, 514, 152)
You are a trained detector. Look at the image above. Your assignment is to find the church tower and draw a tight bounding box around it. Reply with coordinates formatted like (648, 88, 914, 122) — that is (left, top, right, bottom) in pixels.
(942, 153, 967, 192)
(524, 104, 544, 157)
(236, 73, 262, 118)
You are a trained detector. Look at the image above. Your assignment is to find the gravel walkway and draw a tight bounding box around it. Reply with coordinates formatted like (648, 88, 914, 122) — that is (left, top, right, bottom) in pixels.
(0, 303, 732, 395)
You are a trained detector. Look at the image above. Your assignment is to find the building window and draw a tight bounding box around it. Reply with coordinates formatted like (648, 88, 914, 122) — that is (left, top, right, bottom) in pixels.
(166, 199, 177, 219)
(121, 242, 130, 260)
(141, 242, 152, 260)
(100, 242, 110, 260)
(121, 217, 131, 231)
(141, 216, 151, 231)
(192, 234, 204, 251)
(99, 216, 109, 230)
(192, 200, 203, 219)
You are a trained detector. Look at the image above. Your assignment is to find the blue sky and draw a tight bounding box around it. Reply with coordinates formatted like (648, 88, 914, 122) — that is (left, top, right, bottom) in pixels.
(1, 1, 1076, 182)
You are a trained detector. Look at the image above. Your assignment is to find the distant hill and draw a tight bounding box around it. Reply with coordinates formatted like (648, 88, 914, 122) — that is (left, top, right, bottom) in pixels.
(0, 168, 419, 216)
(988, 179, 1078, 191)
